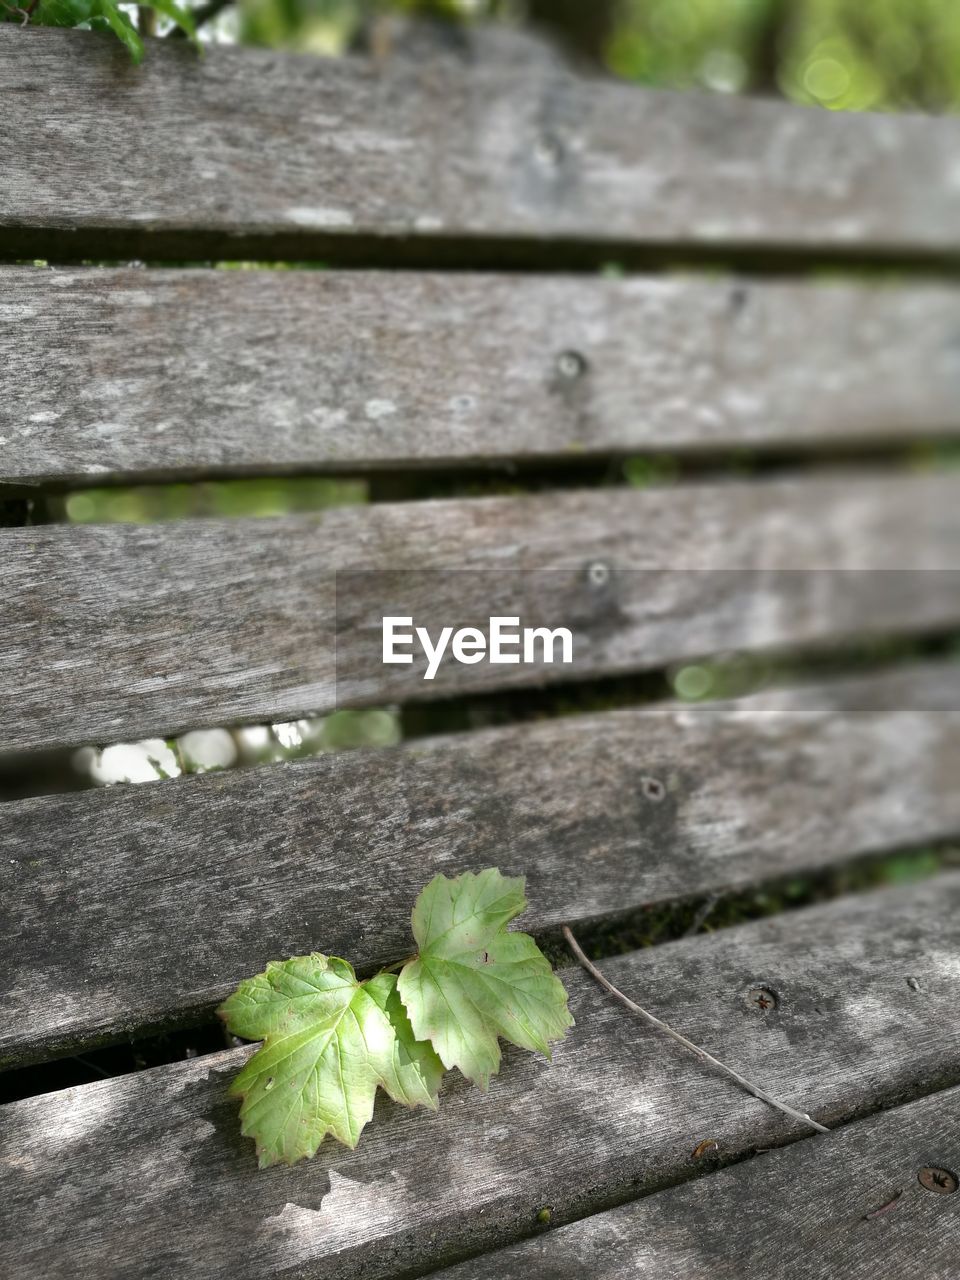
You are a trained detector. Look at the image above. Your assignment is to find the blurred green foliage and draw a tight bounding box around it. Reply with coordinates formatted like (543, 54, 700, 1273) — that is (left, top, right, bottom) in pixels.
(9, 0, 960, 115)
(77, 706, 400, 785)
(61, 475, 367, 524)
(236, 0, 510, 53)
(230, 0, 960, 114)
(609, 0, 960, 111)
(2, 0, 197, 61)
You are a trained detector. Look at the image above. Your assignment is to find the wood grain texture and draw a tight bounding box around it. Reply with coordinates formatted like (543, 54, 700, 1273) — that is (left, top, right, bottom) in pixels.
(433, 1084, 960, 1280)
(4, 25, 960, 261)
(6, 268, 960, 483)
(2, 473, 960, 753)
(3, 662, 959, 1067)
(4, 875, 960, 1279)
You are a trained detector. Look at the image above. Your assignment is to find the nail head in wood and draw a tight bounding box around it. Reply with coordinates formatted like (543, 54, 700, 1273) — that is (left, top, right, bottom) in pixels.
(918, 1167, 958, 1194)
(640, 775, 666, 802)
(556, 349, 587, 380)
(746, 986, 778, 1013)
(585, 559, 610, 588)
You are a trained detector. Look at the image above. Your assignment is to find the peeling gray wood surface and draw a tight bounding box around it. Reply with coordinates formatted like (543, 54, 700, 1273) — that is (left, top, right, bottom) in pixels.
(4, 876, 960, 1280)
(6, 268, 960, 483)
(3, 662, 959, 1066)
(4, 26, 960, 261)
(3, 474, 960, 753)
(434, 1084, 960, 1280)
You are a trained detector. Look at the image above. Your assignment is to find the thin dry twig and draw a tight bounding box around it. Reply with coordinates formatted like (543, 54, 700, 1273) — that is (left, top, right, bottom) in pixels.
(562, 924, 830, 1136)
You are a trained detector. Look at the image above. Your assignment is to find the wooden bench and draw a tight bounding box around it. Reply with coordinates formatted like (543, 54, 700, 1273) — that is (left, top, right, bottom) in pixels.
(2, 22, 960, 1279)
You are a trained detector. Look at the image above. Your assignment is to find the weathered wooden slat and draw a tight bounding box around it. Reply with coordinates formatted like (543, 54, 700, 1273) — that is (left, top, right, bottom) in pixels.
(2, 473, 960, 753)
(6, 268, 960, 483)
(4, 876, 960, 1279)
(4, 26, 960, 262)
(2, 662, 959, 1067)
(433, 1084, 960, 1280)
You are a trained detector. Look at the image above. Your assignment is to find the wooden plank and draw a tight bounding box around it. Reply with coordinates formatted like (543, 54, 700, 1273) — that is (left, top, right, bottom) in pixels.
(3, 875, 960, 1279)
(4, 26, 960, 263)
(2, 473, 960, 753)
(433, 1086, 960, 1280)
(6, 268, 960, 484)
(2, 662, 959, 1067)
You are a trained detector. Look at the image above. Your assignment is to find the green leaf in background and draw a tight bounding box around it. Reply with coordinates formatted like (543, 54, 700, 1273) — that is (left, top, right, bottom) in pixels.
(30, 0, 198, 60)
(33, 0, 96, 27)
(397, 869, 574, 1089)
(93, 0, 144, 63)
(148, 0, 200, 46)
(219, 954, 443, 1168)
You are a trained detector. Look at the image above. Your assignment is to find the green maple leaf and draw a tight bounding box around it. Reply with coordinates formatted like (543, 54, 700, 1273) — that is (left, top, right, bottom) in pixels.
(218, 954, 443, 1168)
(397, 869, 574, 1089)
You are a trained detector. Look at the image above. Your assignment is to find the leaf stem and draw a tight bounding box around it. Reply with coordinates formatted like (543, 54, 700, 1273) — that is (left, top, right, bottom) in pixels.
(562, 924, 829, 1136)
